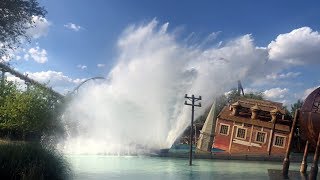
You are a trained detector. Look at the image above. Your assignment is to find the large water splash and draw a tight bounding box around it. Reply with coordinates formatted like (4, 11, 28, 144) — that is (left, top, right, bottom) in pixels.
(60, 19, 272, 154)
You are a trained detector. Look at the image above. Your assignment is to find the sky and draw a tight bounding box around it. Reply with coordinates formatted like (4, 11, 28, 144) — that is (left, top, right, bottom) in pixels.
(1, 0, 320, 106)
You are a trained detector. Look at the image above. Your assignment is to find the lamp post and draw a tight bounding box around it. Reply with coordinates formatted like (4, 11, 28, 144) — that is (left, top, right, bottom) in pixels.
(185, 94, 201, 166)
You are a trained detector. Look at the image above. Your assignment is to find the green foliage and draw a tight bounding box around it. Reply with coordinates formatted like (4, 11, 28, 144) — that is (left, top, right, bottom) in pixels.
(226, 88, 264, 103)
(0, 0, 46, 56)
(0, 143, 71, 180)
(290, 99, 303, 117)
(244, 91, 264, 100)
(0, 79, 64, 143)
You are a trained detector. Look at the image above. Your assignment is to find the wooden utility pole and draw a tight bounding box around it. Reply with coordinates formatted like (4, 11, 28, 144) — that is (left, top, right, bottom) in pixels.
(309, 133, 320, 180)
(282, 109, 299, 178)
(300, 141, 309, 174)
(185, 94, 201, 166)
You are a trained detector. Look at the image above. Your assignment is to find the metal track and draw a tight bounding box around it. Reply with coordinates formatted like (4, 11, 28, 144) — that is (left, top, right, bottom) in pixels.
(0, 62, 64, 99)
(70, 76, 106, 94)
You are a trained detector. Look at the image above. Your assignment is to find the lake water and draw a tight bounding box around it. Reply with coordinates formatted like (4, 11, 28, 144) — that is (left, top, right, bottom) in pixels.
(67, 155, 302, 180)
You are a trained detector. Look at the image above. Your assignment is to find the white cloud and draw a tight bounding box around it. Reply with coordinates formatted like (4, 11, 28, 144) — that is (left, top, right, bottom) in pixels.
(268, 27, 320, 65)
(25, 70, 87, 92)
(97, 64, 105, 68)
(72, 78, 86, 84)
(6, 74, 25, 85)
(1, 45, 48, 63)
(27, 46, 48, 63)
(263, 88, 289, 99)
(77, 64, 87, 70)
(4, 70, 88, 93)
(303, 86, 320, 99)
(27, 16, 50, 39)
(24, 54, 30, 61)
(266, 72, 301, 80)
(3, 69, 98, 94)
(5, 74, 27, 90)
(64, 23, 83, 32)
(208, 31, 221, 40)
(0, 16, 50, 63)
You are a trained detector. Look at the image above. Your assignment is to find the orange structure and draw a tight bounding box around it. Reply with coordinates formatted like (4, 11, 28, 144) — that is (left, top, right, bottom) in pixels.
(213, 98, 292, 155)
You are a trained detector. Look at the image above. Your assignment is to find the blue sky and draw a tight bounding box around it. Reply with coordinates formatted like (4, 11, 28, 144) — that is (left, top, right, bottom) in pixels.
(2, 0, 320, 106)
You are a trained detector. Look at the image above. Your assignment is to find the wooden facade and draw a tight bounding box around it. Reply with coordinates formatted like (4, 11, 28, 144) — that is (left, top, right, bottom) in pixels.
(213, 98, 292, 155)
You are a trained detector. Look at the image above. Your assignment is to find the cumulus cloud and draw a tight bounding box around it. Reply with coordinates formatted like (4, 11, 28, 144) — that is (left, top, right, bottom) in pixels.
(77, 64, 87, 70)
(268, 27, 320, 65)
(263, 87, 289, 99)
(266, 72, 301, 80)
(64, 23, 83, 32)
(27, 71, 77, 86)
(24, 70, 86, 93)
(5, 70, 86, 92)
(27, 16, 50, 39)
(6, 74, 25, 85)
(27, 46, 48, 63)
(0, 16, 49, 63)
(1, 45, 48, 63)
(97, 64, 105, 68)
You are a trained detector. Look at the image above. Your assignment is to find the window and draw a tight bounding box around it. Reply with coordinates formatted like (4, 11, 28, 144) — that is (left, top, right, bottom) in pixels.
(274, 135, 286, 148)
(236, 127, 246, 139)
(219, 124, 229, 135)
(255, 131, 267, 143)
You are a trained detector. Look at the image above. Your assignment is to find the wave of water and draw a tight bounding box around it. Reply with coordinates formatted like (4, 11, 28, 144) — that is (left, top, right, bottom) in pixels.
(59, 19, 271, 154)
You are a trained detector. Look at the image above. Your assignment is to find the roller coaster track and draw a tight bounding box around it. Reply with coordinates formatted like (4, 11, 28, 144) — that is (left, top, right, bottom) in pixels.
(0, 62, 106, 99)
(0, 62, 64, 99)
(70, 76, 106, 94)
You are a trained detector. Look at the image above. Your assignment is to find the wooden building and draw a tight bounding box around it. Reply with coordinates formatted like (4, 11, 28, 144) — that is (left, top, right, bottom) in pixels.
(213, 98, 292, 155)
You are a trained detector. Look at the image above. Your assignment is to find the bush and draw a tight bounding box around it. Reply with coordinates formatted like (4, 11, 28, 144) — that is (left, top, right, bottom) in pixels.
(0, 143, 71, 180)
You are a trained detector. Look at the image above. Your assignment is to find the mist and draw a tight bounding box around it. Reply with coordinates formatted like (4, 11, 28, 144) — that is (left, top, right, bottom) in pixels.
(60, 19, 276, 154)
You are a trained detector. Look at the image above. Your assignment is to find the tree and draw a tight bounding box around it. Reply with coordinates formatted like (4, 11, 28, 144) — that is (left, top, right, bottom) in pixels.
(0, 0, 46, 57)
(0, 79, 64, 143)
(290, 99, 303, 117)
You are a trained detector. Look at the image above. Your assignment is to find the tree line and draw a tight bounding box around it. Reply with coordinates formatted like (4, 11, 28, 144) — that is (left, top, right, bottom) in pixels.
(0, 79, 65, 143)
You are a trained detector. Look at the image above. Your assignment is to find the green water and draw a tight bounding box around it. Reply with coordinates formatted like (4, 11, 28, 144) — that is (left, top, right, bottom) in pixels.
(67, 155, 302, 180)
